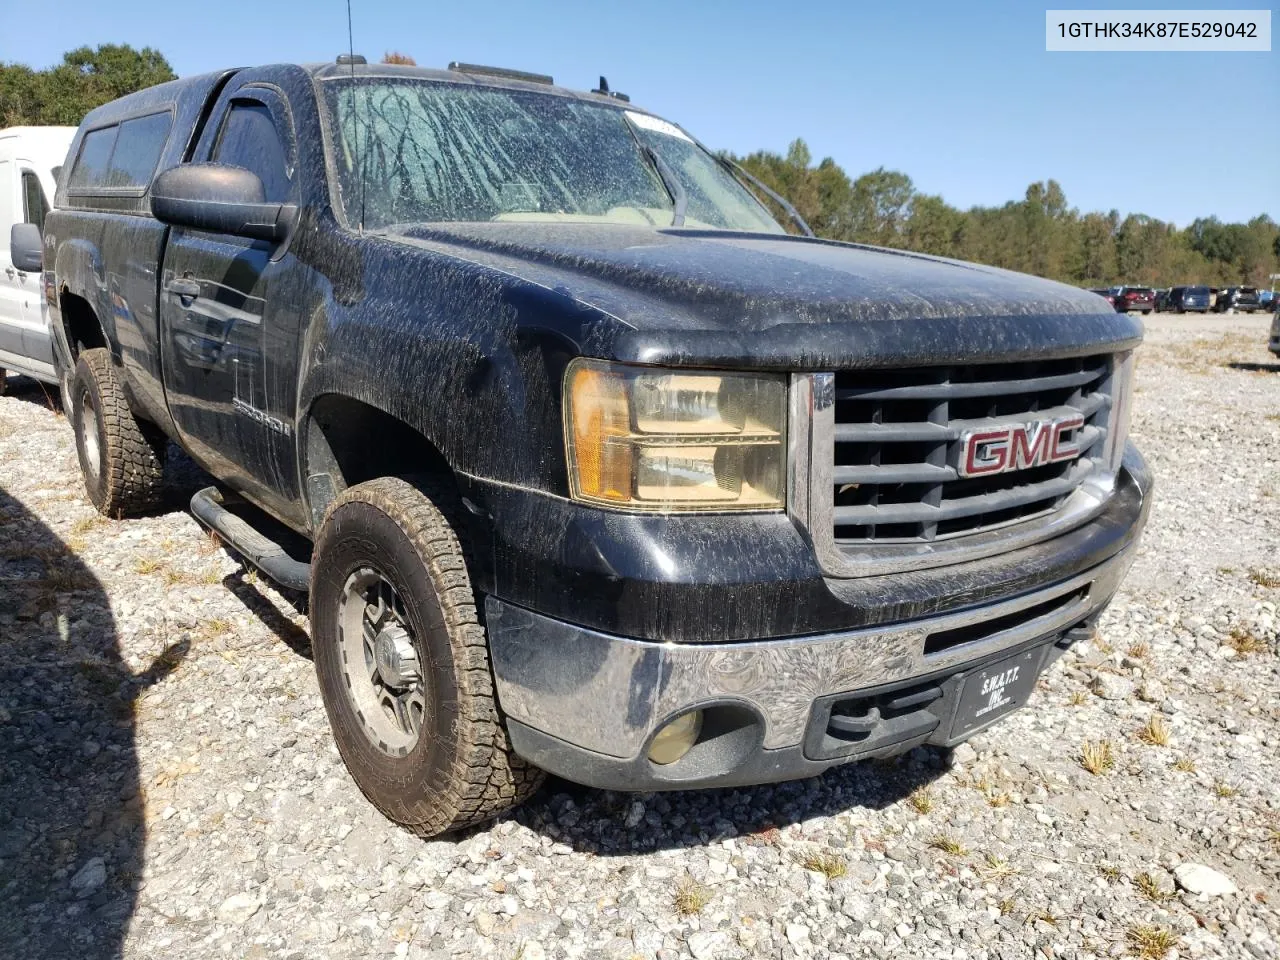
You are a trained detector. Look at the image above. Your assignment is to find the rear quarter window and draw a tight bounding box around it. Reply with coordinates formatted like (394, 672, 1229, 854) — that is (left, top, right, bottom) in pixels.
(68, 111, 173, 193)
(107, 113, 173, 188)
(68, 125, 119, 191)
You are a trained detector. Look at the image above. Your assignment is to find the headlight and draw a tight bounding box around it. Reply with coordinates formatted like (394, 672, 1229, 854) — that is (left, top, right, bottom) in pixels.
(564, 359, 787, 511)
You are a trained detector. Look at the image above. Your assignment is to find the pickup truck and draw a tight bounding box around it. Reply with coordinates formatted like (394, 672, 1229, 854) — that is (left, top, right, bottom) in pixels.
(40, 59, 1151, 837)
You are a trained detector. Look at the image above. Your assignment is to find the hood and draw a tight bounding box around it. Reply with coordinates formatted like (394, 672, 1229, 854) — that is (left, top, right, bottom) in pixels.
(387, 223, 1142, 369)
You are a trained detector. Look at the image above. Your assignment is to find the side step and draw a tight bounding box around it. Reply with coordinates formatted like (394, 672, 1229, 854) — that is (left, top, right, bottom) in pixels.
(190, 486, 312, 592)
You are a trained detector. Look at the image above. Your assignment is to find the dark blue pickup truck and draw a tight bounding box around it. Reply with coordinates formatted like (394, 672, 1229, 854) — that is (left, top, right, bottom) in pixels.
(35, 58, 1150, 836)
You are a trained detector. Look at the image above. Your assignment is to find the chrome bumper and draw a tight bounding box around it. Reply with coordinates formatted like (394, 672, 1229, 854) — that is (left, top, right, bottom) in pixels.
(487, 542, 1136, 763)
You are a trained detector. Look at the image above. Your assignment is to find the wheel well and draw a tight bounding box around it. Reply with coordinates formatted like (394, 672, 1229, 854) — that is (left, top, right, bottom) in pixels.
(304, 395, 455, 524)
(60, 291, 106, 359)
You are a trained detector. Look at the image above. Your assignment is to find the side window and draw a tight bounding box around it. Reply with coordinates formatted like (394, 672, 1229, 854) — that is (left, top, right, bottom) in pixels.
(68, 125, 119, 191)
(106, 112, 173, 189)
(213, 101, 292, 203)
(21, 171, 49, 231)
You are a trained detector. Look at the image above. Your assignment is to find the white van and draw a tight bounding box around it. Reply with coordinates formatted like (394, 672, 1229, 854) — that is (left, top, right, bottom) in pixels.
(0, 126, 76, 393)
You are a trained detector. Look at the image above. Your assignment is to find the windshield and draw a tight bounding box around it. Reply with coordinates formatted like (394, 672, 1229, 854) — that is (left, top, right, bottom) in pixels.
(322, 78, 783, 234)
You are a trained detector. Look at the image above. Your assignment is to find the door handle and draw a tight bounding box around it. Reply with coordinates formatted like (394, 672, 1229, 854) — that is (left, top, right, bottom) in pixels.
(167, 278, 201, 300)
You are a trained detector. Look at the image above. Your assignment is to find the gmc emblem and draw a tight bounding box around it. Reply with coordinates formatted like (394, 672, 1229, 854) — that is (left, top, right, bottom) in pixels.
(958, 414, 1084, 478)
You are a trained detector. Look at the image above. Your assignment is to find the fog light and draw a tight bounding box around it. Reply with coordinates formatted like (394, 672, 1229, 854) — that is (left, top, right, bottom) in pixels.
(647, 711, 703, 765)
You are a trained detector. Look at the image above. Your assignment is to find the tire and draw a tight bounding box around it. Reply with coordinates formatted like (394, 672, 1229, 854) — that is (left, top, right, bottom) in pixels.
(310, 476, 544, 836)
(72, 348, 165, 516)
(0, 368, 7, 396)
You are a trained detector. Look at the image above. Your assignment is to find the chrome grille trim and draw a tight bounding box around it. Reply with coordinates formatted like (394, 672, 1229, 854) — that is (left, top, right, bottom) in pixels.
(790, 352, 1126, 578)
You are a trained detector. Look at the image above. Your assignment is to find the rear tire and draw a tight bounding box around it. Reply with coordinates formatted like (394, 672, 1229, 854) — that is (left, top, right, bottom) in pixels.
(71, 348, 165, 516)
(310, 476, 544, 836)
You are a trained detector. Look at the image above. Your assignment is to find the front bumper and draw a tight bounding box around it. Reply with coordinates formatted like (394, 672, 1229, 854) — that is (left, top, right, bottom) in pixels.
(488, 449, 1151, 791)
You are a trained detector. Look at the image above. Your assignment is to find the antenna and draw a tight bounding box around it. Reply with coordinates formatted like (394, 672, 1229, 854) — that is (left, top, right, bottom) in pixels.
(345, 0, 366, 232)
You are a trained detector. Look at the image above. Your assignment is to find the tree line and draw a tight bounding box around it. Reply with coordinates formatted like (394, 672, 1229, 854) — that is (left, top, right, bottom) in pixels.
(3, 45, 1275, 288)
(737, 140, 1278, 288)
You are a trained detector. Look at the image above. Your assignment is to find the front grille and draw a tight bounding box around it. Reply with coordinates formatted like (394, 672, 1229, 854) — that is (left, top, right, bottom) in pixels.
(829, 354, 1114, 550)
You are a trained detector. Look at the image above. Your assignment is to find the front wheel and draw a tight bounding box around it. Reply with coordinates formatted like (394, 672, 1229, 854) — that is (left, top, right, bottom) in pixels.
(310, 476, 544, 836)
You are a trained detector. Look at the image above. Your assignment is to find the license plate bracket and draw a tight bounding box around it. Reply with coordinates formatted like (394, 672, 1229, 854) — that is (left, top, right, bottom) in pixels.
(949, 646, 1047, 741)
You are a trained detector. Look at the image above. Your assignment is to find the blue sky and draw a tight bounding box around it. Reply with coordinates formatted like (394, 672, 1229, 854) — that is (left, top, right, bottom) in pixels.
(3, 1, 1276, 225)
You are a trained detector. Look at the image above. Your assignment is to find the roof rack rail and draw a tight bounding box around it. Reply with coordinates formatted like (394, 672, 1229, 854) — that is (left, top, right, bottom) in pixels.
(447, 62, 553, 85)
(336, 53, 367, 66)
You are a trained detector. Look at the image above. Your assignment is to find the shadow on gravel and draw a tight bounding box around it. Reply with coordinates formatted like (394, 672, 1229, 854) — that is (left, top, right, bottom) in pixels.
(1227, 361, 1280, 373)
(0, 374, 62, 412)
(0, 486, 189, 960)
(512, 751, 947, 855)
(221, 569, 312, 660)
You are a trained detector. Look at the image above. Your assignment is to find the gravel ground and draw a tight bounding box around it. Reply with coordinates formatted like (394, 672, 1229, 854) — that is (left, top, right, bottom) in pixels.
(0, 311, 1277, 960)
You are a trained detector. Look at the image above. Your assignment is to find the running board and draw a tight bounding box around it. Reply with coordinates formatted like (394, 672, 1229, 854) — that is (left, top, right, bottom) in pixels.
(190, 486, 312, 592)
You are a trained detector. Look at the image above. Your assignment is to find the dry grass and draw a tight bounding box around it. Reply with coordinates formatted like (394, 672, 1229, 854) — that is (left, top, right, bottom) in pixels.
(195, 617, 232, 643)
(928, 834, 967, 857)
(672, 876, 712, 916)
(985, 789, 1012, 808)
(907, 787, 935, 815)
(1136, 715, 1171, 747)
(1248, 569, 1280, 589)
(134, 556, 164, 575)
(980, 853, 1018, 880)
(197, 529, 224, 556)
(1173, 757, 1197, 773)
(1079, 739, 1115, 775)
(161, 567, 195, 588)
(1068, 690, 1089, 707)
(1225, 626, 1269, 656)
(799, 851, 847, 881)
(1126, 925, 1178, 959)
(41, 562, 95, 593)
(1134, 871, 1174, 903)
(1213, 782, 1238, 799)
(69, 515, 108, 538)
(1126, 639, 1152, 660)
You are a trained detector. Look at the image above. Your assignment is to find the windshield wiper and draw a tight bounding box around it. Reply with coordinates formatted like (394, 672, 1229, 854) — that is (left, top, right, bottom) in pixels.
(643, 146, 687, 227)
(716, 155, 815, 237)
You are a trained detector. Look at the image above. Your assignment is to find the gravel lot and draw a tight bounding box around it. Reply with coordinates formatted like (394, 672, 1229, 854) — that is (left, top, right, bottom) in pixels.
(1, 311, 1277, 960)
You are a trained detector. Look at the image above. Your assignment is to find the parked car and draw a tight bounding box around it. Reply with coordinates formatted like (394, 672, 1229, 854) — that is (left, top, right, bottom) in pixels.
(0, 126, 76, 394)
(1152, 288, 1170, 312)
(1270, 308, 1280, 357)
(1089, 287, 1117, 308)
(1165, 285, 1212, 313)
(1215, 286, 1263, 313)
(1113, 286, 1155, 314)
(43, 59, 1151, 836)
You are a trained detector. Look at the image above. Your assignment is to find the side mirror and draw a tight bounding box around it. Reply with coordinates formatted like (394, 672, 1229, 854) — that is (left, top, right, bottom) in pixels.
(150, 163, 295, 242)
(10, 222, 43, 272)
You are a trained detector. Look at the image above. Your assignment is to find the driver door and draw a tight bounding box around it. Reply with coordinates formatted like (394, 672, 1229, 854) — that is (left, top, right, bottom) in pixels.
(159, 77, 303, 521)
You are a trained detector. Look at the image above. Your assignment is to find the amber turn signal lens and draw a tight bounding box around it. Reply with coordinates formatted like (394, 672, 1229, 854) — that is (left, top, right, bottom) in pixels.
(566, 363, 633, 502)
